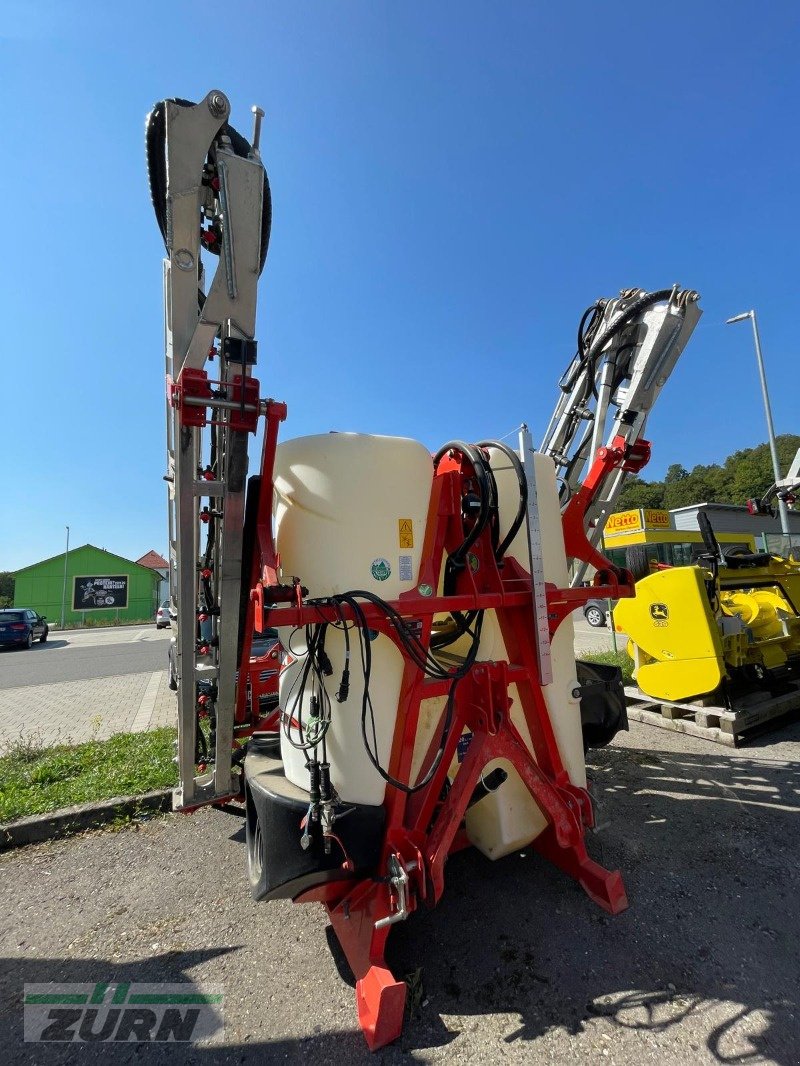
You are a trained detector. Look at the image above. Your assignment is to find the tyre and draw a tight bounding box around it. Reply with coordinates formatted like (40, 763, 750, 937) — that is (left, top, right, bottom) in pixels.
(40, 627, 48, 643)
(625, 544, 651, 582)
(723, 546, 749, 559)
(168, 649, 178, 691)
(24, 632, 33, 650)
(584, 605, 606, 628)
(246, 789, 264, 892)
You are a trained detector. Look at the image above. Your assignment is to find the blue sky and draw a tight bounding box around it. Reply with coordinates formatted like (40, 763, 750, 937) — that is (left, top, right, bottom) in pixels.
(2, 1, 798, 571)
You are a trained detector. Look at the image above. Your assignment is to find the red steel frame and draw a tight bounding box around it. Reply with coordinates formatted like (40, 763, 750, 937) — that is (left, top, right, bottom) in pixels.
(237, 424, 645, 1050)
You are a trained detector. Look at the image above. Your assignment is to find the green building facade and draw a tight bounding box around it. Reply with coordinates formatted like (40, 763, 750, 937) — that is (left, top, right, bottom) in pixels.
(13, 545, 161, 626)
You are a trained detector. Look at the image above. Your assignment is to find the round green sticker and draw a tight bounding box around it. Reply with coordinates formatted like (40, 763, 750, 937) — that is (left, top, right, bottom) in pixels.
(418, 583, 434, 597)
(467, 552, 480, 573)
(371, 558, 391, 582)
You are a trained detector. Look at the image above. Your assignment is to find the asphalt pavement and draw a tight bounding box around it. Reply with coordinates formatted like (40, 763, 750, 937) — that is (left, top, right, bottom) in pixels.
(0, 618, 616, 749)
(0, 627, 175, 747)
(572, 614, 622, 656)
(2, 717, 799, 1063)
(0, 620, 612, 694)
(0, 627, 170, 690)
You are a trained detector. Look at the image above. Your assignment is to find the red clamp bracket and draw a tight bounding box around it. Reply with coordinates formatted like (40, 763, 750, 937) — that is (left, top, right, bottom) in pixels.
(618, 436, 651, 472)
(228, 375, 261, 433)
(167, 370, 261, 433)
(168, 368, 213, 428)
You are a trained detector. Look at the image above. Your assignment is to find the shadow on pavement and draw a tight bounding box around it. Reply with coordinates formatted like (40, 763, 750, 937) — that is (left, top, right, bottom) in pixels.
(2, 740, 799, 1063)
(0, 951, 373, 1065)
(0, 640, 69, 654)
(379, 741, 800, 1063)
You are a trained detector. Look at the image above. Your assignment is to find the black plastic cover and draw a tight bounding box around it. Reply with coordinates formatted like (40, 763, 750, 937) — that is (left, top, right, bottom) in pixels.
(576, 659, 628, 750)
(245, 740, 385, 902)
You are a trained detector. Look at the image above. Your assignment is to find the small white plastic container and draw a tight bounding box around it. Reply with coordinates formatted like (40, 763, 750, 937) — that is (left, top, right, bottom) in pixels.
(462, 450, 585, 859)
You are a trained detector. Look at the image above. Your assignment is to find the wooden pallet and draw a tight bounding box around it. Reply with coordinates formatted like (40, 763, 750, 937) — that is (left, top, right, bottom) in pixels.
(624, 684, 800, 746)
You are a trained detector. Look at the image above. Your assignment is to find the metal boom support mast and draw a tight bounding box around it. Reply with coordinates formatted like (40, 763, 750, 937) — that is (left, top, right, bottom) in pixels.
(148, 91, 270, 808)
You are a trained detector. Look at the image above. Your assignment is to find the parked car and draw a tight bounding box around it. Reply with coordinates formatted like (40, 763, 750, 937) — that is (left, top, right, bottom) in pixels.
(0, 609, 48, 649)
(168, 629, 280, 717)
(583, 598, 612, 628)
(248, 630, 281, 715)
(156, 599, 176, 629)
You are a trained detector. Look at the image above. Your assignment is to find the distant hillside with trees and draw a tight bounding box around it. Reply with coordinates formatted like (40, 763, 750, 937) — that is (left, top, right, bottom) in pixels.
(617, 434, 800, 512)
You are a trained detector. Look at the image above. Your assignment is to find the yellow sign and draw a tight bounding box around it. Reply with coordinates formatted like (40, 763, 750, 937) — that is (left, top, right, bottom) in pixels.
(643, 509, 670, 529)
(605, 508, 670, 535)
(605, 509, 643, 534)
(398, 518, 414, 549)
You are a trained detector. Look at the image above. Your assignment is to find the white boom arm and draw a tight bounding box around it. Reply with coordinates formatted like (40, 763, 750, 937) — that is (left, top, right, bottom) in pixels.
(539, 286, 702, 584)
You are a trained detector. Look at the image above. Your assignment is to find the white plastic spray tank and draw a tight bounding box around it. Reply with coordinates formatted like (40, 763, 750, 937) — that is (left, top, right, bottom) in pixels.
(464, 449, 584, 859)
(273, 433, 433, 805)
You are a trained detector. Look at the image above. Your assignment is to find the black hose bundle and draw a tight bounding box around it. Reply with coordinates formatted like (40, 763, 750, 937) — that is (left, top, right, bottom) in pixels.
(475, 440, 527, 562)
(145, 97, 272, 275)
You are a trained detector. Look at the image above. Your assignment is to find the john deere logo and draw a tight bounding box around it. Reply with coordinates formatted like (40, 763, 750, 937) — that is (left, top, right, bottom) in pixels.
(650, 603, 669, 621)
(371, 558, 391, 582)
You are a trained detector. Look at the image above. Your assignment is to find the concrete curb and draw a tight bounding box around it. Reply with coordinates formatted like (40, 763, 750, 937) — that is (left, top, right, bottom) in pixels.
(0, 789, 173, 851)
(52, 623, 157, 634)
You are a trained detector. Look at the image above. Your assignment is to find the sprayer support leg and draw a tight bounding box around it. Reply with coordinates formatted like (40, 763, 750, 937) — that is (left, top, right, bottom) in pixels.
(532, 823, 628, 914)
(328, 891, 407, 1050)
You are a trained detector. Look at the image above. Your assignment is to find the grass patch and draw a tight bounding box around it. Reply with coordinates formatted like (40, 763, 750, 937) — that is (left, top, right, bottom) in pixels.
(0, 728, 177, 823)
(579, 649, 635, 684)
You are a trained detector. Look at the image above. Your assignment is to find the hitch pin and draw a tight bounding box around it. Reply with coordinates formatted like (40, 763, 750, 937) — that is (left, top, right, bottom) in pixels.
(374, 855, 412, 929)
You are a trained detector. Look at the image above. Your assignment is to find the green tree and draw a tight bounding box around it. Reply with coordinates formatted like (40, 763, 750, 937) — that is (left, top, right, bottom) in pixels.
(663, 473, 717, 510)
(617, 476, 665, 510)
(616, 434, 800, 513)
(664, 463, 689, 484)
(0, 571, 14, 608)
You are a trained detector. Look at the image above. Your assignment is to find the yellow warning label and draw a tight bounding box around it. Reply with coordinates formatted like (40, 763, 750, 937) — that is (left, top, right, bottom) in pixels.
(398, 519, 414, 549)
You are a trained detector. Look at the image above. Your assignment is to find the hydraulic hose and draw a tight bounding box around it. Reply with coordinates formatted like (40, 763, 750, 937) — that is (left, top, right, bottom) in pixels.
(145, 98, 272, 275)
(560, 288, 674, 394)
(433, 440, 493, 569)
(476, 440, 527, 561)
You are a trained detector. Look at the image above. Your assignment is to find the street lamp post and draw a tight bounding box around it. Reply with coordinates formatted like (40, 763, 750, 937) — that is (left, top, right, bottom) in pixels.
(726, 310, 791, 536)
(60, 525, 70, 629)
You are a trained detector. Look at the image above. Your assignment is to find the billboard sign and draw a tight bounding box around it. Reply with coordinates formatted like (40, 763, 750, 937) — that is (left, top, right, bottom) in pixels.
(605, 509, 644, 535)
(605, 508, 671, 536)
(73, 575, 129, 611)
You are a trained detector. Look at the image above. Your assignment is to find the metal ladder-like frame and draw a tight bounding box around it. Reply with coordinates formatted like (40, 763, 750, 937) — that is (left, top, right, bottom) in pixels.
(160, 92, 266, 808)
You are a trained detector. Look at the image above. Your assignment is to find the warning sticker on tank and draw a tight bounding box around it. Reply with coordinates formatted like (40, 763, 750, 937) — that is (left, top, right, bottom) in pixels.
(398, 518, 414, 549)
(371, 558, 391, 582)
(399, 555, 413, 582)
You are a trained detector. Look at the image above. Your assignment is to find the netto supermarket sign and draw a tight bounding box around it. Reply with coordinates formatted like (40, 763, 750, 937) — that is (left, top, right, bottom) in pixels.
(605, 509, 671, 535)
